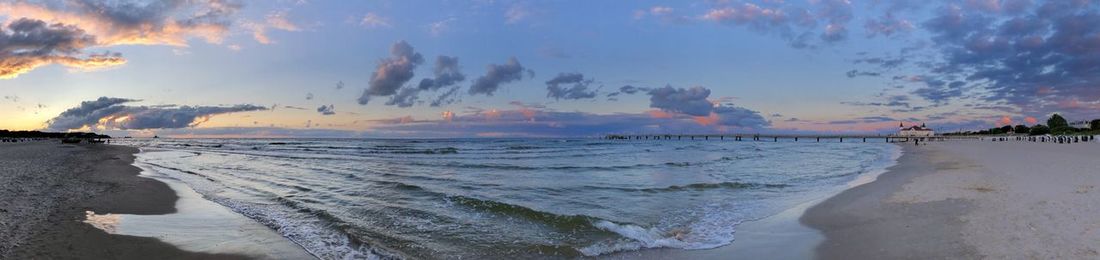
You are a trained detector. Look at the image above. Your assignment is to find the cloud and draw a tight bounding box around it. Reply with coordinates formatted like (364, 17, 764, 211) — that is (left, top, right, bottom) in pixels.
(417, 55, 465, 91)
(710, 105, 770, 128)
(386, 87, 420, 108)
(647, 85, 714, 117)
(0, 0, 242, 77)
(845, 70, 882, 78)
(430, 86, 461, 107)
(864, 12, 914, 37)
(0, 18, 127, 78)
(468, 57, 532, 96)
(359, 12, 391, 29)
(46, 97, 266, 131)
(545, 73, 597, 100)
(635, 5, 690, 24)
(358, 41, 423, 105)
(816, 0, 853, 42)
(695, 0, 865, 48)
(505, 4, 529, 24)
(0, 0, 241, 46)
(607, 85, 652, 97)
(244, 10, 302, 44)
(643, 85, 769, 129)
(316, 104, 334, 115)
(908, 1, 1100, 119)
(428, 18, 455, 36)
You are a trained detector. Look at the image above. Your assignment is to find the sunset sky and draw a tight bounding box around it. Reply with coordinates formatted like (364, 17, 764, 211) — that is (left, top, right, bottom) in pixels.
(1, 0, 1098, 137)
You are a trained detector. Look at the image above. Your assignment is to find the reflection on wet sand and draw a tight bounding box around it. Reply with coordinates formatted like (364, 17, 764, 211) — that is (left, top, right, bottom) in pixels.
(83, 163, 315, 260)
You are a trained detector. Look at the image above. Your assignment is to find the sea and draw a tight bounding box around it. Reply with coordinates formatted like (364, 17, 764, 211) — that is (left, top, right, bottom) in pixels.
(115, 138, 901, 259)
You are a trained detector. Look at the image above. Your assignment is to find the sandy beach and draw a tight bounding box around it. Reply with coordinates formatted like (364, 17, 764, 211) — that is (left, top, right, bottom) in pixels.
(804, 140, 1100, 259)
(0, 141, 310, 259)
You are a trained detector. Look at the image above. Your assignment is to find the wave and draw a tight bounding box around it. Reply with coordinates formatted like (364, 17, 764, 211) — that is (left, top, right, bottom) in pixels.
(586, 181, 790, 193)
(446, 195, 608, 232)
(419, 156, 747, 171)
(445, 195, 736, 257)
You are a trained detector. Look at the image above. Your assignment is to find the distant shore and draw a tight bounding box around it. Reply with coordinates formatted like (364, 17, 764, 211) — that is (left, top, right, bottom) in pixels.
(804, 141, 1100, 258)
(0, 141, 249, 259)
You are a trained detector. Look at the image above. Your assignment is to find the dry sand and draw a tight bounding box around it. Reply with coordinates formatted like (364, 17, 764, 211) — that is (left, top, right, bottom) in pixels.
(805, 140, 1100, 259)
(0, 141, 248, 259)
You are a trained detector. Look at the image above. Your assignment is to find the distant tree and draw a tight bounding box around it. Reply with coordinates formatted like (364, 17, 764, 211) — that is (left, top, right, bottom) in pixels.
(1052, 126, 1075, 135)
(1014, 124, 1030, 134)
(1030, 125, 1050, 135)
(1048, 114, 1068, 129)
(1091, 119, 1100, 130)
(999, 125, 1013, 134)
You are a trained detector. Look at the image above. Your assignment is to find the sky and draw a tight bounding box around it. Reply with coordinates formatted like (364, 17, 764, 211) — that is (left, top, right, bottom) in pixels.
(1, 0, 1098, 137)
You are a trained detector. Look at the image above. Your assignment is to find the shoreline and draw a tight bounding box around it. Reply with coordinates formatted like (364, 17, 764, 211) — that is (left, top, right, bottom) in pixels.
(2, 141, 249, 259)
(801, 143, 979, 258)
(804, 140, 1100, 259)
(602, 143, 903, 259)
(1, 141, 310, 259)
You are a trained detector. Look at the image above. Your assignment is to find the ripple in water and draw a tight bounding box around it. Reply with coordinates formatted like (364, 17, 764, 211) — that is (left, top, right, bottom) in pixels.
(118, 138, 899, 259)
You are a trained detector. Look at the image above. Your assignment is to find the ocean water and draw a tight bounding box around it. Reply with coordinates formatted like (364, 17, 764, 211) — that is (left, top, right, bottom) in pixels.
(116, 138, 900, 259)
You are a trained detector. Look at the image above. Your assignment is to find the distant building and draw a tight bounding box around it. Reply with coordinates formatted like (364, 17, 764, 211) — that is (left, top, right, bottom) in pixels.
(1070, 120, 1090, 128)
(897, 122, 935, 137)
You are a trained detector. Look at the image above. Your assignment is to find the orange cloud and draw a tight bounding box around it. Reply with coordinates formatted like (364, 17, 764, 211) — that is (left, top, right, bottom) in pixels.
(484, 109, 501, 120)
(1025, 116, 1038, 124)
(647, 110, 674, 118)
(0, 1, 235, 46)
(441, 111, 455, 122)
(692, 113, 719, 126)
(999, 116, 1013, 126)
(0, 53, 127, 79)
(0, 1, 236, 78)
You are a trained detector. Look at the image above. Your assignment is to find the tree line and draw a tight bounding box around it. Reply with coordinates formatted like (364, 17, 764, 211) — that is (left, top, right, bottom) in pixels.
(0, 130, 111, 139)
(944, 114, 1100, 136)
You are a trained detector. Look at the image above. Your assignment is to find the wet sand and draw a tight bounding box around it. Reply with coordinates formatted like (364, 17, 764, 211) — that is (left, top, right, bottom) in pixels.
(0, 141, 296, 259)
(804, 141, 1100, 259)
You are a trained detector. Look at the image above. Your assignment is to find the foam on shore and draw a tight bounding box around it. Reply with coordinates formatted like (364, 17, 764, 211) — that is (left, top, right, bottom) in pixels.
(82, 151, 315, 259)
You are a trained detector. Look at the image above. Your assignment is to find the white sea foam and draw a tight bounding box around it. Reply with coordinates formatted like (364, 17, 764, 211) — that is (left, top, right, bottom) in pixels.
(116, 138, 903, 259)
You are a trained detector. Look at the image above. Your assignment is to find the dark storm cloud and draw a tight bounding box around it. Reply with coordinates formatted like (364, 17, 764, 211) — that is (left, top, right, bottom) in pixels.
(545, 73, 597, 100)
(417, 55, 466, 91)
(646, 85, 714, 117)
(47, 97, 266, 130)
(358, 41, 423, 105)
(468, 57, 533, 96)
(317, 104, 335, 115)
